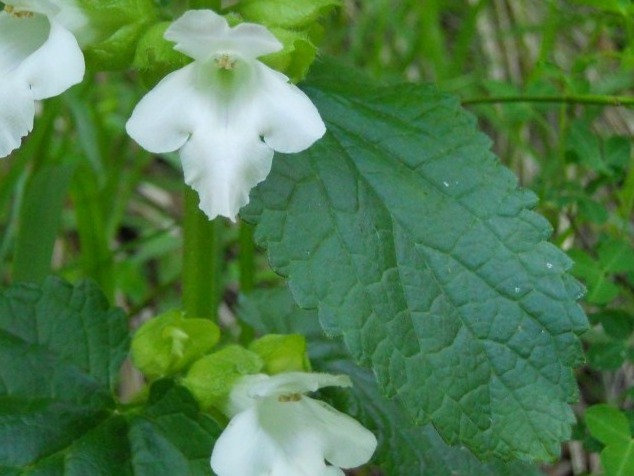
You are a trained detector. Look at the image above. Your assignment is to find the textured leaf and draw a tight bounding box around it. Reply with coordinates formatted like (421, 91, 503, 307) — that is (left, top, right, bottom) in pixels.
(239, 287, 544, 475)
(0, 277, 128, 396)
(243, 60, 588, 461)
(0, 279, 220, 475)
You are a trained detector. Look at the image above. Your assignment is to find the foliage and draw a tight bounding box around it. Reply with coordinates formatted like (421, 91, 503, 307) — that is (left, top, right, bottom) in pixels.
(1, 0, 633, 475)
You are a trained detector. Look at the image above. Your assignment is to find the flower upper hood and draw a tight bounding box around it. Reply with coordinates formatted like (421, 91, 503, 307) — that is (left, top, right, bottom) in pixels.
(0, 0, 85, 158)
(126, 10, 326, 221)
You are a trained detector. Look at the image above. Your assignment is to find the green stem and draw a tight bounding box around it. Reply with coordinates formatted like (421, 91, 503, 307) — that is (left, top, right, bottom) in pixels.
(183, 187, 222, 320)
(462, 94, 634, 107)
(239, 222, 255, 294)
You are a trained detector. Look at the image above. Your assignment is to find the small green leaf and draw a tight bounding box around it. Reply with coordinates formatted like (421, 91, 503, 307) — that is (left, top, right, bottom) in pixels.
(602, 441, 634, 476)
(598, 239, 634, 274)
(569, 249, 620, 305)
(586, 405, 631, 446)
(587, 341, 628, 370)
(567, 120, 611, 174)
(597, 310, 634, 340)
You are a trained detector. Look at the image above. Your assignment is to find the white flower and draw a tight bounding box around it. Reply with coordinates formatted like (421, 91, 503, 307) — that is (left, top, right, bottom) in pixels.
(0, 0, 86, 158)
(211, 372, 377, 476)
(125, 10, 326, 221)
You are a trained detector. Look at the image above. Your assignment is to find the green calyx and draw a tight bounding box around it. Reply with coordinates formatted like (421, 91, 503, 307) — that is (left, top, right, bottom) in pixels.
(248, 334, 310, 374)
(131, 310, 221, 379)
(182, 345, 264, 411)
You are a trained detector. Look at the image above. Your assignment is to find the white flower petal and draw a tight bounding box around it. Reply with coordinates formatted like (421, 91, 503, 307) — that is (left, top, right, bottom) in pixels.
(18, 18, 84, 100)
(0, 12, 49, 75)
(0, 78, 34, 158)
(0, 10, 84, 158)
(165, 10, 281, 61)
(126, 65, 202, 154)
(303, 397, 378, 469)
(180, 130, 274, 221)
(212, 372, 377, 476)
(255, 64, 326, 153)
(212, 399, 348, 476)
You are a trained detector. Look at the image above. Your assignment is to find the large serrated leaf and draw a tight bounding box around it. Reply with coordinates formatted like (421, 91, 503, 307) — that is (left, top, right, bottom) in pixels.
(239, 287, 543, 475)
(0, 279, 220, 475)
(242, 60, 588, 461)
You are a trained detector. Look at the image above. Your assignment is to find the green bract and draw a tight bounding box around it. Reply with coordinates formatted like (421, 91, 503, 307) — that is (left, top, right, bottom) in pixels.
(131, 310, 221, 379)
(260, 26, 319, 83)
(182, 345, 263, 410)
(133, 22, 191, 88)
(77, 0, 158, 70)
(248, 334, 310, 374)
(235, 0, 340, 29)
(232, 0, 339, 81)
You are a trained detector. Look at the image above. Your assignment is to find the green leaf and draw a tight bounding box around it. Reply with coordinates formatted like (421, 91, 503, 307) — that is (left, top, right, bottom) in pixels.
(587, 341, 627, 370)
(0, 278, 126, 469)
(243, 60, 588, 461)
(0, 277, 128, 392)
(0, 279, 220, 474)
(239, 287, 544, 475)
(597, 310, 634, 340)
(568, 241, 633, 305)
(598, 239, 634, 274)
(13, 164, 75, 283)
(586, 405, 631, 446)
(602, 441, 634, 476)
(128, 380, 221, 476)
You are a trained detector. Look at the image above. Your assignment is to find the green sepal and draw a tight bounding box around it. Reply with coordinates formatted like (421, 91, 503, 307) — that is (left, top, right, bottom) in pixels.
(77, 0, 158, 71)
(182, 345, 263, 411)
(248, 334, 311, 374)
(131, 310, 221, 379)
(133, 22, 192, 88)
(235, 0, 340, 29)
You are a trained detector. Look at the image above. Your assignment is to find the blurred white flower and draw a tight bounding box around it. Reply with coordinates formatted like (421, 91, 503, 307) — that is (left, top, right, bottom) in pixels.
(0, 0, 86, 158)
(126, 10, 326, 221)
(211, 372, 377, 476)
